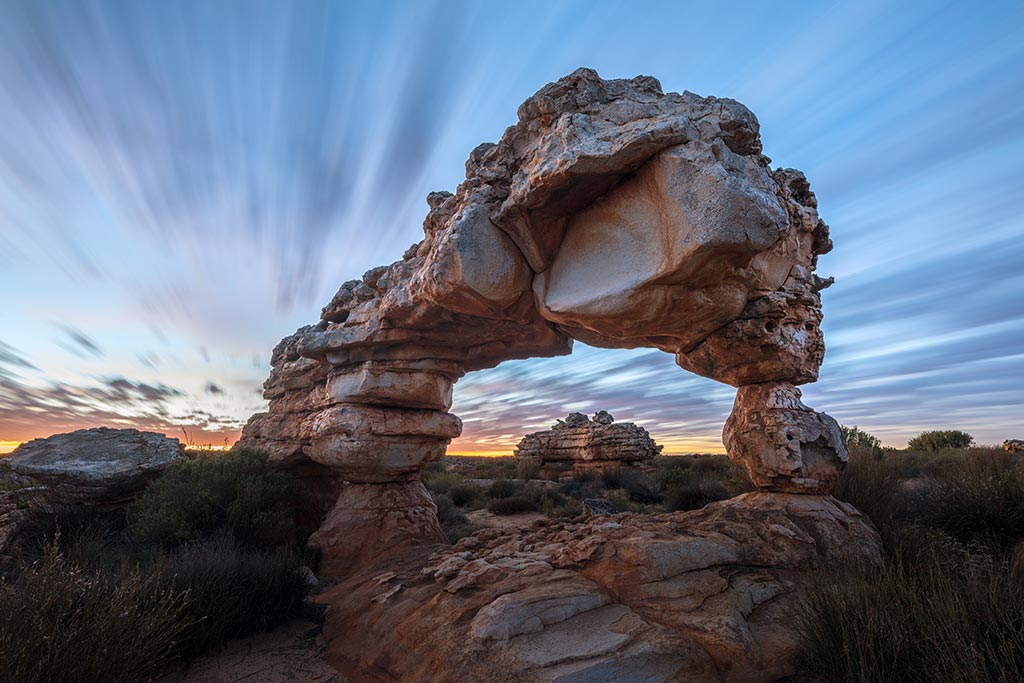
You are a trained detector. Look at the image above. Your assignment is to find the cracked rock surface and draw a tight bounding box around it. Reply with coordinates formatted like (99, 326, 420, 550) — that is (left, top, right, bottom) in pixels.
(318, 493, 880, 683)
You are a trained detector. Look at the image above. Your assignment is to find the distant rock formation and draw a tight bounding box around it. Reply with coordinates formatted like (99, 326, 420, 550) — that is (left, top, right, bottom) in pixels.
(0, 427, 183, 564)
(1004, 439, 1024, 454)
(514, 411, 662, 478)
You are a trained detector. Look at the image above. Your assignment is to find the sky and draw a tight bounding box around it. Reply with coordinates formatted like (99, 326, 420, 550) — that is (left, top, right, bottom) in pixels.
(0, 0, 1021, 455)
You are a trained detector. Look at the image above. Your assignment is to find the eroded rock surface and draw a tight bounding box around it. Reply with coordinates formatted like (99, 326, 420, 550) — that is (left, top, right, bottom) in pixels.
(0, 427, 184, 563)
(724, 383, 847, 493)
(318, 493, 880, 683)
(1004, 439, 1024, 454)
(515, 412, 662, 478)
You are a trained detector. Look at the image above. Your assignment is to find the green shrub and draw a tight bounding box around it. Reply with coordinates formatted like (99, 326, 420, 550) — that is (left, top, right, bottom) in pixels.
(432, 493, 477, 542)
(129, 448, 299, 549)
(487, 479, 521, 499)
(448, 483, 479, 507)
(486, 496, 539, 515)
(910, 454, 1024, 554)
(155, 535, 308, 657)
(841, 425, 885, 459)
(0, 544, 190, 683)
(619, 473, 662, 504)
(832, 450, 905, 543)
(797, 557, 1024, 683)
(516, 458, 541, 480)
(907, 430, 974, 452)
(423, 469, 464, 495)
(663, 475, 730, 512)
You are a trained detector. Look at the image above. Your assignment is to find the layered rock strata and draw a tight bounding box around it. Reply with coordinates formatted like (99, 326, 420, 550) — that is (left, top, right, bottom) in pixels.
(318, 493, 881, 683)
(0, 428, 184, 563)
(515, 411, 662, 478)
(240, 67, 845, 574)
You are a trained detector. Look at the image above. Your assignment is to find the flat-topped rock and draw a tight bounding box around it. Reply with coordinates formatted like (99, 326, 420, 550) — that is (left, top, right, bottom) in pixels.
(0, 427, 184, 564)
(515, 411, 662, 478)
(1, 427, 183, 501)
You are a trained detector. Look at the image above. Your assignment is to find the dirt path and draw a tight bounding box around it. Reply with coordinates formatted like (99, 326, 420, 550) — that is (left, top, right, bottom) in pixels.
(155, 618, 345, 683)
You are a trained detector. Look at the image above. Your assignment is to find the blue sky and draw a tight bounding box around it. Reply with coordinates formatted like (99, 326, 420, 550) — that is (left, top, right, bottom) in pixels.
(0, 0, 1021, 452)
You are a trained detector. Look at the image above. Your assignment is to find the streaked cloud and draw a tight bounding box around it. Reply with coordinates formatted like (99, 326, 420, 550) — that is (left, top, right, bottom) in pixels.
(0, 0, 1021, 452)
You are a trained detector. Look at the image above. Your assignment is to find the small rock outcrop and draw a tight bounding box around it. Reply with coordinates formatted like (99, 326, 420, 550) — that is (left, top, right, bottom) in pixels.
(1004, 439, 1024, 454)
(515, 411, 662, 479)
(318, 493, 881, 683)
(0, 427, 183, 563)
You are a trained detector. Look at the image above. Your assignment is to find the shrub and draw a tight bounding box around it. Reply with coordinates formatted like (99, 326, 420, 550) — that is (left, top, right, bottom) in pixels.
(619, 473, 663, 504)
(841, 425, 885, 459)
(423, 469, 464, 495)
(432, 493, 477, 542)
(907, 430, 974, 452)
(663, 475, 729, 512)
(486, 496, 539, 515)
(832, 450, 905, 543)
(486, 479, 521, 499)
(155, 535, 308, 657)
(516, 458, 541, 480)
(448, 483, 479, 507)
(0, 543, 190, 683)
(600, 467, 624, 489)
(797, 557, 1024, 683)
(129, 448, 299, 549)
(910, 453, 1024, 554)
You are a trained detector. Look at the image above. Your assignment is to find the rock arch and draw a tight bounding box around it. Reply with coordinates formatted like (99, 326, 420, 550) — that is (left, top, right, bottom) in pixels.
(239, 68, 847, 576)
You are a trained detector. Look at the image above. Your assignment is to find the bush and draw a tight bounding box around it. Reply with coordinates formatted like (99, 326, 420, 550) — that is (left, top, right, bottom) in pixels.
(448, 483, 478, 507)
(487, 479, 522, 499)
(797, 557, 1024, 682)
(907, 430, 974, 452)
(432, 493, 477, 543)
(516, 458, 541, 480)
(423, 469, 464, 495)
(663, 473, 729, 512)
(841, 425, 885, 459)
(155, 535, 308, 657)
(619, 473, 663, 504)
(911, 454, 1024, 554)
(486, 496, 539, 515)
(0, 543, 190, 683)
(129, 448, 299, 549)
(832, 450, 905, 543)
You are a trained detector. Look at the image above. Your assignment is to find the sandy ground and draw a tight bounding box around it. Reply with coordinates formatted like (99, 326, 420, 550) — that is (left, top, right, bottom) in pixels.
(466, 509, 548, 529)
(155, 618, 346, 683)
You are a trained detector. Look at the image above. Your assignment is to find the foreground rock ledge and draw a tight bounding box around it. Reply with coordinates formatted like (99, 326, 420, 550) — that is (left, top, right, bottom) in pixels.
(317, 493, 880, 683)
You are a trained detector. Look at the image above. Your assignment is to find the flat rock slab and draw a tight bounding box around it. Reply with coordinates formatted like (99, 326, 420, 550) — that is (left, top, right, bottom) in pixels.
(2, 427, 183, 495)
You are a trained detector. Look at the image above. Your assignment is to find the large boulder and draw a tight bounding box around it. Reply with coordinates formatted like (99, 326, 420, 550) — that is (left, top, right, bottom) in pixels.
(317, 493, 881, 683)
(0, 427, 183, 563)
(514, 411, 663, 479)
(1004, 439, 1024, 454)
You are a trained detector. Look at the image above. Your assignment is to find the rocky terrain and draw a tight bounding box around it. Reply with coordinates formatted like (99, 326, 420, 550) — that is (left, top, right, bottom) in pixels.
(515, 411, 662, 478)
(1004, 439, 1023, 454)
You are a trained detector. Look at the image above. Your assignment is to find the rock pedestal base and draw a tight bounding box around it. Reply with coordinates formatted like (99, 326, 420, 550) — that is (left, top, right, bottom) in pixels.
(317, 493, 880, 683)
(310, 480, 446, 578)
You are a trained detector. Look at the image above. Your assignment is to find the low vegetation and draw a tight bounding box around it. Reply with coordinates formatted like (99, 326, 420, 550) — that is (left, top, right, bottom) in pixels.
(424, 453, 753, 541)
(798, 429, 1024, 682)
(0, 448, 309, 681)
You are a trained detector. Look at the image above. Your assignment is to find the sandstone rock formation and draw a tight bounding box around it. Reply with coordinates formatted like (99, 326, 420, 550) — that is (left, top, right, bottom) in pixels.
(515, 411, 662, 478)
(0, 427, 183, 563)
(1004, 439, 1024, 454)
(240, 66, 844, 576)
(318, 493, 880, 683)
